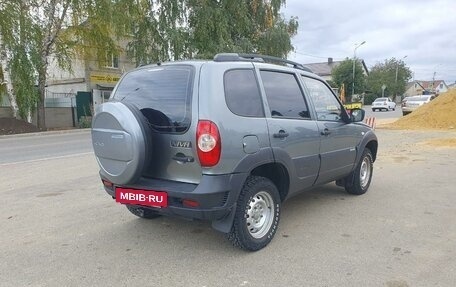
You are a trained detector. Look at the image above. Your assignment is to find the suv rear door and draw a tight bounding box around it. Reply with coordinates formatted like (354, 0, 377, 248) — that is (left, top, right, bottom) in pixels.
(257, 68, 320, 194)
(112, 64, 202, 184)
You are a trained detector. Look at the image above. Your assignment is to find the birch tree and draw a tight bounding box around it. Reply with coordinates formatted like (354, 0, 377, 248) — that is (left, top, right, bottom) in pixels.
(0, 0, 127, 127)
(0, 1, 27, 119)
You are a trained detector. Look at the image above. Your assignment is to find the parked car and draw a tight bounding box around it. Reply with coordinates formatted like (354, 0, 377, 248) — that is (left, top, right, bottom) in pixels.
(371, 97, 396, 112)
(91, 53, 378, 251)
(401, 96, 412, 108)
(402, 95, 435, 116)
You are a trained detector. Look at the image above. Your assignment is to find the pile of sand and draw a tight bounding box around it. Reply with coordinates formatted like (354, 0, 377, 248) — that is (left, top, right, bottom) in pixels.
(389, 89, 456, 130)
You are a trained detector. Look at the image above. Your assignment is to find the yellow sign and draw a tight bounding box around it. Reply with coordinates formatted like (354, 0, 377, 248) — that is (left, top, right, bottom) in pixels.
(344, 102, 363, 110)
(90, 73, 121, 84)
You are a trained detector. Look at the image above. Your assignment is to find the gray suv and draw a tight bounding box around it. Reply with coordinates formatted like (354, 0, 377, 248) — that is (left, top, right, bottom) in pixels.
(91, 53, 378, 251)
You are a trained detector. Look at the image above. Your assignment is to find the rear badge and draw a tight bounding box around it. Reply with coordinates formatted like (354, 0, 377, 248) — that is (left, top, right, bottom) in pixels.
(171, 140, 192, 148)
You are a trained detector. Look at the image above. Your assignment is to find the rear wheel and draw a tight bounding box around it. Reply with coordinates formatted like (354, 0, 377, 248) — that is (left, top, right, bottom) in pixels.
(126, 205, 161, 219)
(227, 176, 281, 251)
(344, 148, 373, 195)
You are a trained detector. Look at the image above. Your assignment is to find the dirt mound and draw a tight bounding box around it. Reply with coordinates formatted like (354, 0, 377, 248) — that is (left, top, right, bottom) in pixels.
(388, 90, 456, 130)
(0, 118, 41, 135)
(423, 138, 456, 148)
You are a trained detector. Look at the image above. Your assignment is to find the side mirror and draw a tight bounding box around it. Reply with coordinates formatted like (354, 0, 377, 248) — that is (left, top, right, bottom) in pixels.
(350, 108, 365, 122)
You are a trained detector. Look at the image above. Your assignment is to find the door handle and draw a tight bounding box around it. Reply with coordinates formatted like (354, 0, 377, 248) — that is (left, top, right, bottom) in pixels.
(172, 154, 194, 163)
(320, 128, 331, 136)
(273, 130, 289, 139)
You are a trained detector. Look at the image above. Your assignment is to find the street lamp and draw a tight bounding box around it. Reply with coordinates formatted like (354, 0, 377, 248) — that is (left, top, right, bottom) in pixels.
(352, 41, 366, 96)
(432, 64, 442, 93)
(395, 55, 407, 100)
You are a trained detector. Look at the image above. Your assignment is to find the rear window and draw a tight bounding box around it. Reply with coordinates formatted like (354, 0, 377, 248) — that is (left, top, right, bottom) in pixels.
(113, 65, 194, 132)
(409, 96, 431, 101)
(224, 69, 264, 117)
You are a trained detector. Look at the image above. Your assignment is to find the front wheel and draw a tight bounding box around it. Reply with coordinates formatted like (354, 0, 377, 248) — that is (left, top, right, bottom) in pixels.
(344, 148, 373, 195)
(227, 176, 281, 251)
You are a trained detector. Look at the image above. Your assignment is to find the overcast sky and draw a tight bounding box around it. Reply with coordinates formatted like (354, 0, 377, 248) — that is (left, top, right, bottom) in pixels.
(282, 0, 456, 84)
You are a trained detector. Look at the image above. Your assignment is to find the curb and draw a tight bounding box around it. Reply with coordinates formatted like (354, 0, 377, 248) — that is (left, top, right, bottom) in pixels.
(0, 128, 91, 139)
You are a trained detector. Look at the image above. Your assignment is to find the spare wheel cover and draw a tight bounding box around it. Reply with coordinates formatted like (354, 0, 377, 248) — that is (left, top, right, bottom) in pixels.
(91, 102, 148, 185)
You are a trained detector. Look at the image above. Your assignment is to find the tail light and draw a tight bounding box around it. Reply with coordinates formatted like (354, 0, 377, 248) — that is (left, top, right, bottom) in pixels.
(196, 120, 221, 167)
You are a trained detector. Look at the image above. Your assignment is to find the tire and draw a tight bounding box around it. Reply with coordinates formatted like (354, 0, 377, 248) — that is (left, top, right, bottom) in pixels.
(227, 176, 281, 251)
(372, 109, 376, 112)
(344, 148, 373, 195)
(126, 205, 161, 219)
(91, 102, 152, 185)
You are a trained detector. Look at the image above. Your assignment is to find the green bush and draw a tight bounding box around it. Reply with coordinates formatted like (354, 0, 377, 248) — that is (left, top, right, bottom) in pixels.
(78, 116, 92, 128)
(364, 93, 378, 105)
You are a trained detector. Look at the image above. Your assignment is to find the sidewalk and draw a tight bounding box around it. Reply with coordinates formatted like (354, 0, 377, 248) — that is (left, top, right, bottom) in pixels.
(0, 128, 90, 138)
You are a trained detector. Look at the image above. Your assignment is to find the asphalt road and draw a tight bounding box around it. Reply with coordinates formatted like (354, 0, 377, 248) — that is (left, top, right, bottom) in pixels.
(0, 130, 92, 165)
(1, 129, 456, 286)
(364, 105, 403, 120)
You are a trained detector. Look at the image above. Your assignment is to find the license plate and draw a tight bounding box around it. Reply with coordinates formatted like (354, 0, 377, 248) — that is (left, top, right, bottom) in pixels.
(115, 188, 168, 208)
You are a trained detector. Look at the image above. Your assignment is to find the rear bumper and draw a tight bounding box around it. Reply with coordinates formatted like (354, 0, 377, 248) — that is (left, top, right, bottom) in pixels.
(102, 173, 248, 221)
(402, 107, 416, 113)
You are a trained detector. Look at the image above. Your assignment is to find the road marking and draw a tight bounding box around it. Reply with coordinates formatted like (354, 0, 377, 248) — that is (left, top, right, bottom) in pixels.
(0, 152, 94, 166)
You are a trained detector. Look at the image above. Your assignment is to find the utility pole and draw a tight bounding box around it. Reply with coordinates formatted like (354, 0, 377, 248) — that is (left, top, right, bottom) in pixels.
(395, 55, 407, 101)
(432, 71, 436, 93)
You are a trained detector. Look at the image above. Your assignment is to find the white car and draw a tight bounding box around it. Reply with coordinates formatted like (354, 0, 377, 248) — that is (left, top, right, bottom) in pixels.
(402, 95, 434, 116)
(372, 97, 396, 112)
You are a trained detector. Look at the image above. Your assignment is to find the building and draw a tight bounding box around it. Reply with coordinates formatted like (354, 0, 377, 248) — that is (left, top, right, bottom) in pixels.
(303, 58, 369, 82)
(404, 80, 449, 97)
(46, 42, 136, 112)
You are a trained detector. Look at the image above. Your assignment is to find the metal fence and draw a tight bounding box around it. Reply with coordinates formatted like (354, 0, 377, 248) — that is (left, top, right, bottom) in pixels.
(1, 91, 77, 108)
(1, 94, 10, 107)
(45, 91, 76, 108)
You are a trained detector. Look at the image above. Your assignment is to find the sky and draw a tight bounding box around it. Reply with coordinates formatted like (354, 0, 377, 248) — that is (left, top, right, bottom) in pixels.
(282, 0, 456, 84)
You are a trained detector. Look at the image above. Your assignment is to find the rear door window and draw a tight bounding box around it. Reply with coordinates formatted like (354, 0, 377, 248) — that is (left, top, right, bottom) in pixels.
(113, 65, 194, 132)
(260, 70, 310, 119)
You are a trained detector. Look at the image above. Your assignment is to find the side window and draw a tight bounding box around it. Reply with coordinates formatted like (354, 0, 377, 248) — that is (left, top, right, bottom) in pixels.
(301, 76, 342, 121)
(224, 69, 264, 117)
(260, 71, 310, 119)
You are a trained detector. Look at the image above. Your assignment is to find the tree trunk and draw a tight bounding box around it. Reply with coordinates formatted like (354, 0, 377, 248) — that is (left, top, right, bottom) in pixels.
(1, 65, 19, 119)
(37, 64, 46, 129)
(0, 35, 19, 118)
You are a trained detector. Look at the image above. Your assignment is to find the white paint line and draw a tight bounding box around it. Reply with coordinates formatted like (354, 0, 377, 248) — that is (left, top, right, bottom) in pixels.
(0, 152, 94, 166)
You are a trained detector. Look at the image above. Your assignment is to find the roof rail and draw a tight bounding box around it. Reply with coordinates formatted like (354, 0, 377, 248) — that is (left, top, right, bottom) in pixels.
(213, 53, 313, 73)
